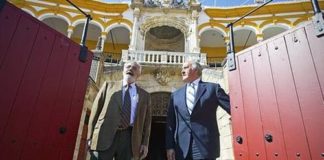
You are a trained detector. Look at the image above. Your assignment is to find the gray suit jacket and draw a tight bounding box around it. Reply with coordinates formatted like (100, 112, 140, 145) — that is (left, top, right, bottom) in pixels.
(87, 81, 152, 159)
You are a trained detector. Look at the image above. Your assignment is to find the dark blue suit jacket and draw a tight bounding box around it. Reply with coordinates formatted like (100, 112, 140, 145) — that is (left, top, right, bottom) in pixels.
(166, 81, 230, 159)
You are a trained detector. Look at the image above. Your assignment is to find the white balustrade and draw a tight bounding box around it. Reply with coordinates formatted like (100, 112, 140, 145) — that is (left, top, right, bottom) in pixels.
(121, 50, 207, 65)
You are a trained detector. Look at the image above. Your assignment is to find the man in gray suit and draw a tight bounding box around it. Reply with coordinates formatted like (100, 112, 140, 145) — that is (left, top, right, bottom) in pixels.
(166, 60, 231, 160)
(87, 61, 152, 160)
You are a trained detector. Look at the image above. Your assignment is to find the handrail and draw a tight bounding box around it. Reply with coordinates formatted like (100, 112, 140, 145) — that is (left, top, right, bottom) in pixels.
(66, 0, 92, 62)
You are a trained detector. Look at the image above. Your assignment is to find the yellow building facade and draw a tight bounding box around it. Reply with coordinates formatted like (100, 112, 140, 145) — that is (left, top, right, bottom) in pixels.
(9, 0, 324, 160)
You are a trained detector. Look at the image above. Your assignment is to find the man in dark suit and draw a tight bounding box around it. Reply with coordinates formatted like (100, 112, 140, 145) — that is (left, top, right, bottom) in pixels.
(87, 61, 152, 160)
(166, 60, 231, 160)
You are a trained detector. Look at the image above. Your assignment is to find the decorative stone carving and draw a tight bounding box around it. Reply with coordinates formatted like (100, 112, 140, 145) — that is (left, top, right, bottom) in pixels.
(144, 0, 188, 8)
(151, 92, 170, 116)
(153, 68, 170, 86)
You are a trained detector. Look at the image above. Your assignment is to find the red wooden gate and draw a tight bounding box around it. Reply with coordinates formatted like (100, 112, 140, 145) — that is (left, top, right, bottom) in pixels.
(0, 2, 92, 160)
(229, 21, 324, 160)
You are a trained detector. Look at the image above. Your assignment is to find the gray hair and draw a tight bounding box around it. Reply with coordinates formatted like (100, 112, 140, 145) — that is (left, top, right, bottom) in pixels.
(189, 60, 202, 76)
(123, 61, 142, 75)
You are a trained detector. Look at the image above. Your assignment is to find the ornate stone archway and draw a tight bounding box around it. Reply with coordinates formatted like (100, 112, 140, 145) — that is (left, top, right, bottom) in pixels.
(141, 16, 188, 52)
(140, 16, 189, 37)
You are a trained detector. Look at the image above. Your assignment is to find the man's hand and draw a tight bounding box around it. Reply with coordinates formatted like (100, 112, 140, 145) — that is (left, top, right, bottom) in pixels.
(139, 145, 148, 159)
(167, 149, 175, 160)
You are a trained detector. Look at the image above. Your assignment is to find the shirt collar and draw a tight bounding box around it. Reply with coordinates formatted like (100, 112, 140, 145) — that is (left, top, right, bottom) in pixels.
(188, 78, 200, 87)
(123, 80, 135, 88)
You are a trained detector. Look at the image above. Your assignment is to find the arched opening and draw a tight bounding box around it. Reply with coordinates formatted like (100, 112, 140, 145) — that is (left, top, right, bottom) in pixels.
(71, 23, 101, 50)
(200, 29, 226, 67)
(233, 28, 257, 52)
(262, 26, 288, 40)
(42, 17, 68, 36)
(145, 92, 171, 160)
(105, 27, 130, 63)
(145, 26, 184, 52)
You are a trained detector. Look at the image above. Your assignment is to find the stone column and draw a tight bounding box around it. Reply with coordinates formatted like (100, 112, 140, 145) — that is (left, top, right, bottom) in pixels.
(191, 10, 200, 53)
(100, 32, 107, 52)
(67, 26, 74, 38)
(129, 7, 140, 51)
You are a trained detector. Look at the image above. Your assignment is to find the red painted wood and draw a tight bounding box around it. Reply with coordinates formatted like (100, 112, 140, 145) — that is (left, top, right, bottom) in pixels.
(238, 52, 267, 160)
(19, 36, 71, 160)
(267, 37, 311, 159)
(42, 44, 81, 160)
(0, 14, 39, 144)
(268, 34, 310, 159)
(0, 3, 21, 66)
(229, 55, 249, 160)
(285, 27, 324, 159)
(0, 3, 93, 160)
(62, 51, 92, 152)
(251, 45, 287, 159)
(305, 23, 324, 101)
(0, 25, 55, 160)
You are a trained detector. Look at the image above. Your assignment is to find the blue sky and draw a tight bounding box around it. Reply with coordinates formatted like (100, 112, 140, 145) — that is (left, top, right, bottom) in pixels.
(102, 0, 293, 7)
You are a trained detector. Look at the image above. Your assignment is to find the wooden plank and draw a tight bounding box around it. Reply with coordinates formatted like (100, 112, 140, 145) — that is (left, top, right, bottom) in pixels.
(19, 36, 71, 160)
(285, 27, 324, 160)
(267, 36, 311, 159)
(229, 54, 249, 160)
(0, 3, 21, 67)
(0, 15, 39, 144)
(305, 23, 324, 100)
(238, 52, 267, 160)
(0, 25, 55, 160)
(62, 51, 92, 151)
(251, 45, 287, 159)
(42, 44, 80, 160)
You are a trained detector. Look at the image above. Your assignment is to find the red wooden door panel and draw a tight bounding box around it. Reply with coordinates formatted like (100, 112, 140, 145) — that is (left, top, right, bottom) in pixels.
(39, 43, 79, 160)
(285, 27, 324, 159)
(0, 14, 39, 141)
(63, 50, 92, 149)
(0, 3, 20, 66)
(229, 57, 249, 160)
(237, 51, 267, 160)
(230, 22, 324, 160)
(305, 24, 324, 100)
(19, 36, 71, 160)
(267, 37, 312, 159)
(0, 25, 56, 160)
(251, 45, 287, 159)
(61, 51, 92, 159)
(0, 2, 94, 160)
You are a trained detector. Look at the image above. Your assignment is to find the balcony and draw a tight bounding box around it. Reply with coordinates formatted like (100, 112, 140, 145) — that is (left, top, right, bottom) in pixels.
(121, 50, 207, 65)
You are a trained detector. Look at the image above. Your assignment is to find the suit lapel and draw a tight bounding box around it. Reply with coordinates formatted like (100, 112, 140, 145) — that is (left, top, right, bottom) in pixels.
(115, 82, 123, 110)
(192, 81, 206, 113)
(179, 86, 191, 116)
(135, 85, 142, 119)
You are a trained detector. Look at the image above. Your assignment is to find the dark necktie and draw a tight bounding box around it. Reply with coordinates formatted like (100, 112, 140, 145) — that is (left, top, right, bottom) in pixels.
(120, 85, 131, 128)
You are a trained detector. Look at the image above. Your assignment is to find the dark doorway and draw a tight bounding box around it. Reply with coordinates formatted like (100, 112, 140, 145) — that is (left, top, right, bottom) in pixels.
(145, 92, 170, 160)
(146, 117, 167, 160)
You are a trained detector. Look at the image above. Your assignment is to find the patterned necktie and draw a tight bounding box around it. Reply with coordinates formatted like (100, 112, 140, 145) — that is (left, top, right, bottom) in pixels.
(120, 85, 131, 128)
(186, 83, 195, 114)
